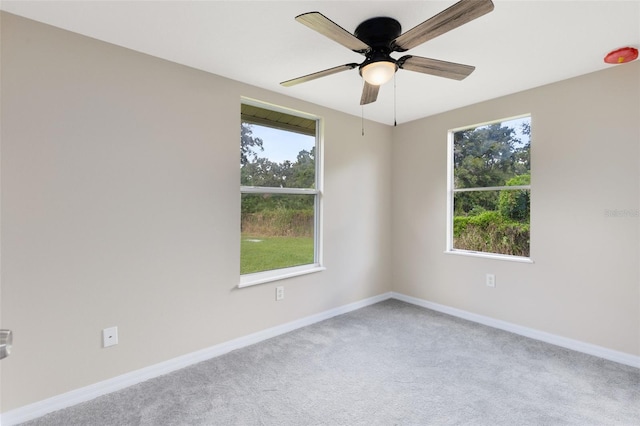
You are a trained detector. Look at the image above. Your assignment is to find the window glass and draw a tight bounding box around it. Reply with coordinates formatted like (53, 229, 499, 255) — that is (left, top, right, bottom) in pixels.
(450, 116, 531, 258)
(240, 105, 321, 279)
(241, 193, 315, 274)
(241, 125, 315, 189)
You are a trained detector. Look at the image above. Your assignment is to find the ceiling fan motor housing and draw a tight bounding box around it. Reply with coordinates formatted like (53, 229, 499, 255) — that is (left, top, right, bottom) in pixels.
(354, 17, 402, 48)
(355, 17, 402, 73)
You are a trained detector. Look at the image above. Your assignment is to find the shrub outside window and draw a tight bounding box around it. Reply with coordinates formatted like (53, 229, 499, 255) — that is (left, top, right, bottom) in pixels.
(447, 115, 531, 260)
(240, 100, 323, 286)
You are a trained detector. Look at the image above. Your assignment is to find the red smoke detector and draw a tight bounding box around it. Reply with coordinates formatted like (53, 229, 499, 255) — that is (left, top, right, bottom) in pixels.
(604, 47, 638, 64)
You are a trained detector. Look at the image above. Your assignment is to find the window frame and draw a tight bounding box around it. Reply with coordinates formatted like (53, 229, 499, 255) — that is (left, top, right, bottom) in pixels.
(445, 114, 533, 263)
(239, 98, 325, 287)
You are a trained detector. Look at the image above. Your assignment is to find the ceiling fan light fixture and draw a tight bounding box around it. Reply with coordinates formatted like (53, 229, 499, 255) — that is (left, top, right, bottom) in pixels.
(361, 61, 396, 86)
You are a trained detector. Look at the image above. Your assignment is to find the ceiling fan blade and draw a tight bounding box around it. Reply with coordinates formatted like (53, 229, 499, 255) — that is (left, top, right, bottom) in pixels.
(281, 63, 359, 87)
(392, 0, 494, 51)
(360, 81, 380, 105)
(296, 12, 371, 54)
(398, 56, 475, 80)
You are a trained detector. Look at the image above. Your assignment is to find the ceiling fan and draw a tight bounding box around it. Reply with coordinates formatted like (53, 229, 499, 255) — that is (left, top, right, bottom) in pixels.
(281, 0, 494, 105)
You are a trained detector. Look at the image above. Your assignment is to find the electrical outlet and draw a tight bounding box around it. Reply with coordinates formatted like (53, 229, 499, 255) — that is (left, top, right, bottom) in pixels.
(486, 274, 496, 288)
(276, 286, 284, 301)
(102, 326, 118, 348)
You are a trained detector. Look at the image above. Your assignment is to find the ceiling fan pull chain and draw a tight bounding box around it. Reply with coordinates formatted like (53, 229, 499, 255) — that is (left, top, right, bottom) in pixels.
(394, 73, 397, 127)
(361, 105, 365, 136)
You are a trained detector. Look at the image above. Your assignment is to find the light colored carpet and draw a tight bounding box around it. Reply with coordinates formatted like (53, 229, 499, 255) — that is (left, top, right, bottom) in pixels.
(23, 299, 640, 425)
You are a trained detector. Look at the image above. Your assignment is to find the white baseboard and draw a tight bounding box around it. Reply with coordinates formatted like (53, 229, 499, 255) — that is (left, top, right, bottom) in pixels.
(0, 292, 392, 426)
(391, 292, 640, 369)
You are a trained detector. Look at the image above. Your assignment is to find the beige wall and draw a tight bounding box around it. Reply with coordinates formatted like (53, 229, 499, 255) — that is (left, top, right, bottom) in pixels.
(392, 61, 640, 356)
(0, 13, 392, 411)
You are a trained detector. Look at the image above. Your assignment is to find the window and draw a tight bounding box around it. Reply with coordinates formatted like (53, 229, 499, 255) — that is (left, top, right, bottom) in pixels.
(239, 100, 323, 286)
(447, 115, 531, 260)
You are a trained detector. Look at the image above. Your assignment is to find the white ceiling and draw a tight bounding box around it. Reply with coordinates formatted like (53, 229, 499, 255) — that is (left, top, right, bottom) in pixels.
(2, 0, 639, 125)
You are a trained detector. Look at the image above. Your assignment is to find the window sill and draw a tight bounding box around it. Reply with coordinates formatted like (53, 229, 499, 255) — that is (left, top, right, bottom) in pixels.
(239, 264, 326, 288)
(445, 249, 534, 264)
